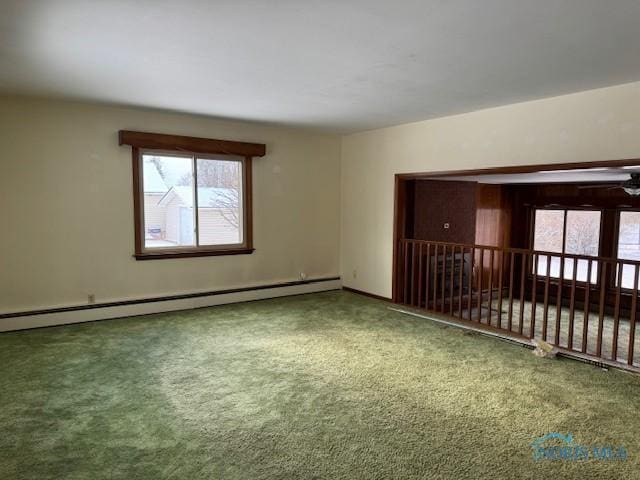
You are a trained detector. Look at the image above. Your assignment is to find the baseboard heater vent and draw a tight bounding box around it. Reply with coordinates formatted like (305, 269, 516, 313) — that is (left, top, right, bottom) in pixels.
(0, 277, 342, 332)
(388, 306, 639, 375)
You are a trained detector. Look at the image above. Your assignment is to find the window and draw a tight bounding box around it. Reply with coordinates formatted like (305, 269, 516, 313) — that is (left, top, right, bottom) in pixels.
(120, 130, 265, 259)
(617, 211, 640, 289)
(532, 208, 601, 283)
(142, 152, 244, 249)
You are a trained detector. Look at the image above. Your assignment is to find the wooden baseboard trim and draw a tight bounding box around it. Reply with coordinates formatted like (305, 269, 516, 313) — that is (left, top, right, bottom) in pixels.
(342, 286, 392, 302)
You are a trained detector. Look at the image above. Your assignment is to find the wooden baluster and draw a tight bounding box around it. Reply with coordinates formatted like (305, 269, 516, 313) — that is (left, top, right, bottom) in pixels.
(440, 244, 447, 313)
(518, 252, 526, 335)
(458, 247, 464, 318)
(432, 244, 439, 311)
(596, 262, 607, 358)
(508, 251, 515, 332)
(449, 246, 455, 315)
(477, 248, 484, 322)
(568, 258, 578, 350)
(530, 253, 537, 339)
(410, 241, 415, 305)
(410, 241, 417, 307)
(488, 249, 494, 326)
(468, 248, 475, 321)
(425, 244, 431, 310)
(554, 255, 565, 346)
(497, 250, 504, 329)
(417, 243, 424, 309)
(396, 241, 401, 301)
(581, 259, 592, 353)
(403, 241, 410, 305)
(612, 262, 623, 361)
(542, 254, 551, 342)
(627, 264, 638, 366)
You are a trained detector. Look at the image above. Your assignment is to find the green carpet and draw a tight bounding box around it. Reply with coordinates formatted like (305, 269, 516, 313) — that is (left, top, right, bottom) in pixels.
(1, 291, 639, 479)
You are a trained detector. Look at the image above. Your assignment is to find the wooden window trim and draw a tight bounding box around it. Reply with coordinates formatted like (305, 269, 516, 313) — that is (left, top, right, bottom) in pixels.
(531, 205, 605, 255)
(119, 130, 266, 157)
(121, 131, 265, 260)
(529, 206, 605, 287)
(614, 208, 640, 291)
(614, 207, 640, 257)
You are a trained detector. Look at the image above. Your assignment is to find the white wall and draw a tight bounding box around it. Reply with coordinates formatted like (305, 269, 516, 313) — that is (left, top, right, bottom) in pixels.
(0, 96, 341, 314)
(341, 81, 640, 298)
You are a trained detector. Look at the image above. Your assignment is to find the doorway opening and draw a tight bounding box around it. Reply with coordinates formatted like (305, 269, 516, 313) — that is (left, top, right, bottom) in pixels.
(392, 158, 640, 370)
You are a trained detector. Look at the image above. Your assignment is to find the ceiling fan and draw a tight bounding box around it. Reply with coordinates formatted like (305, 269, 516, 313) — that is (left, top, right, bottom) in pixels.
(578, 172, 640, 196)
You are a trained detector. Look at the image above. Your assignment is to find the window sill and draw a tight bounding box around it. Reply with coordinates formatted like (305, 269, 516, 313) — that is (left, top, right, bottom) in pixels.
(134, 247, 255, 260)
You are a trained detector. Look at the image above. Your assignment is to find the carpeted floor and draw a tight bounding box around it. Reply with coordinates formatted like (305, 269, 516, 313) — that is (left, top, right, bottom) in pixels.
(464, 298, 640, 365)
(1, 291, 639, 479)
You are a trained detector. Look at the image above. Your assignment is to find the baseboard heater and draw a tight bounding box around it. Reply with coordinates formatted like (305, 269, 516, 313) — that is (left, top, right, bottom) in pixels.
(0, 276, 342, 332)
(389, 306, 639, 375)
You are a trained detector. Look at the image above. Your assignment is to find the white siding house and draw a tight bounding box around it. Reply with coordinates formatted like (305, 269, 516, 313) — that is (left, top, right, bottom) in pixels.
(158, 186, 241, 246)
(142, 162, 168, 241)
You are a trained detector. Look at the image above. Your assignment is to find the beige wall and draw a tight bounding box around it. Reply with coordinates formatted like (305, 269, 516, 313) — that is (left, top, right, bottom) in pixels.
(4, 80, 640, 313)
(0, 96, 341, 313)
(341, 81, 640, 298)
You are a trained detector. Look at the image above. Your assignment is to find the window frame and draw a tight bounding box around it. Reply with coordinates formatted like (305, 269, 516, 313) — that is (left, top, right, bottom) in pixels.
(614, 208, 640, 290)
(529, 206, 604, 285)
(614, 207, 640, 254)
(120, 130, 264, 260)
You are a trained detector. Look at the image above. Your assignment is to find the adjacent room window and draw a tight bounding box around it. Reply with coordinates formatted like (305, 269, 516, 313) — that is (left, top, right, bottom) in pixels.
(532, 208, 601, 283)
(616, 211, 640, 289)
(120, 130, 265, 259)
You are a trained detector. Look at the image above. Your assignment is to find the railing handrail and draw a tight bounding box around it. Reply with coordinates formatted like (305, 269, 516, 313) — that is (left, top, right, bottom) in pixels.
(400, 238, 640, 267)
(397, 237, 639, 369)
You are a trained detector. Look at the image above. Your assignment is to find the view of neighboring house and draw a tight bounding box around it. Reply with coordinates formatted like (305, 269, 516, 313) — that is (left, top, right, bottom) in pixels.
(158, 186, 241, 246)
(143, 162, 241, 248)
(143, 162, 169, 246)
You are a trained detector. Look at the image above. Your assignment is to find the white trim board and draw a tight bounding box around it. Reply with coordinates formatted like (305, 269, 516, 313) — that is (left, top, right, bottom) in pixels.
(0, 278, 342, 332)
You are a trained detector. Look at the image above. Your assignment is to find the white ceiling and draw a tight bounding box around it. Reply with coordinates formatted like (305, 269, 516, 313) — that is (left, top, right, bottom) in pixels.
(436, 166, 640, 184)
(1, 1, 640, 132)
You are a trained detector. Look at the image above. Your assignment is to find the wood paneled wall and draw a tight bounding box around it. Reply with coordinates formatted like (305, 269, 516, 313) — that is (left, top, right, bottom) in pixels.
(410, 180, 477, 243)
(408, 180, 510, 248)
(475, 184, 511, 249)
(506, 183, 640, 256)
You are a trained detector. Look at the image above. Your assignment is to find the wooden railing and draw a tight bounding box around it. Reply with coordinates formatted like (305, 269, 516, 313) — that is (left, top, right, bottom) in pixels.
(397, 239, 640, 368)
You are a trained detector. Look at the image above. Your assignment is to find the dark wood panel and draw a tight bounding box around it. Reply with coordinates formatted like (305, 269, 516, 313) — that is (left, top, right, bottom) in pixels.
(475, 184, 511, 248)
(391, 176, 405, 302)
(506, 183, 640, 210)
(131, 147, 142, 254)
(475, 184, 510, 287)
(243, 157, 254, 250)
(412, 180, 477, 243)
(119, 130, 266, 157)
